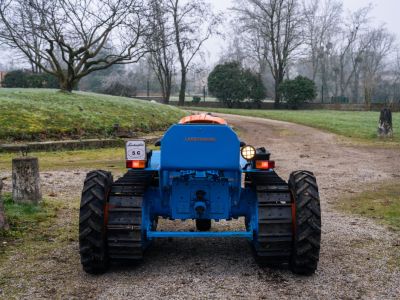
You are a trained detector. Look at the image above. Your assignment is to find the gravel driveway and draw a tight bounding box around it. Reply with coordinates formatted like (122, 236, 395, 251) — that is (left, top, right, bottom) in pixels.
(1, 113, 399, 299)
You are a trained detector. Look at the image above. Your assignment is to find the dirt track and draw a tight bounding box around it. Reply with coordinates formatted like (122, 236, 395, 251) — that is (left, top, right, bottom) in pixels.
(1, 113, 400, 299)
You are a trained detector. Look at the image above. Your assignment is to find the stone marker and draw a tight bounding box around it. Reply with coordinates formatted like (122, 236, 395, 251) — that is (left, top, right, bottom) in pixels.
(12, 157, 42, 204)
(0, 178, 8, 230)
(378, 108, 393, 138)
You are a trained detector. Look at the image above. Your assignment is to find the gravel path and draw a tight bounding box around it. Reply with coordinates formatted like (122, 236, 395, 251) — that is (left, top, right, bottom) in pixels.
(1, 114, 399, 299)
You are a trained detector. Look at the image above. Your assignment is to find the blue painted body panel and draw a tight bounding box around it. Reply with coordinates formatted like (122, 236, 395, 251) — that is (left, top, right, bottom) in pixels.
(138, 123, 267, 240)
(160, 124, 240, 170)
(170, 176, 231, 219)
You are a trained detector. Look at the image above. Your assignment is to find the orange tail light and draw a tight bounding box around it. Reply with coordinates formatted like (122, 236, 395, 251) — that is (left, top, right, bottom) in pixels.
(126, 160, 146, 169)
(256, 160, 275, 170)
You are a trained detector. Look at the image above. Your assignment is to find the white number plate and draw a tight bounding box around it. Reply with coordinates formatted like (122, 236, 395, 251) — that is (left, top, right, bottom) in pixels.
(126, 140, 146, 160)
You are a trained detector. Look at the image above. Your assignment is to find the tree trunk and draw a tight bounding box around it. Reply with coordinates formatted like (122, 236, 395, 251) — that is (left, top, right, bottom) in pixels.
(378, 108, 393, 138)
(165, 82, 171, 105)
(274, 79, 281, 108)
(0, 178, 8, 230)
(59, 78, 76, 92)
(352, 66, 359, 104)
(12, 157, 42, 204)
(160, 81, 167, 104)
(178, 70, 187, 106)
(364, 85, 373, 109)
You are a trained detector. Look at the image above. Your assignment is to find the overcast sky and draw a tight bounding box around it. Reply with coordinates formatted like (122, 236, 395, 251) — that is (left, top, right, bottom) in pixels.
(1, 0, 400, 69)
(205, 0, 400, 64)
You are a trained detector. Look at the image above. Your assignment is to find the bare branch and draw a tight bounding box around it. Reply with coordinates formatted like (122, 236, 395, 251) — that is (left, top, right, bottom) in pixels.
(0, 0, 149, 91)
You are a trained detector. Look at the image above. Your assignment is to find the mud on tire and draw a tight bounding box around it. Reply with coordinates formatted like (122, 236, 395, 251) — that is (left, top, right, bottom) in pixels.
(289, 170, 321, 275)
(79, 170, 113, 274)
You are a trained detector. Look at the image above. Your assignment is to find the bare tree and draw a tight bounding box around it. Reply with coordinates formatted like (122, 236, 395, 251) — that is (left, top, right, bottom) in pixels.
(374, 53, 400, 106)
(167, 0, 219, 106)
(300, 3, 390, 103)
(0, 0, 45, 73)
(0, 0, 148, 92)
(302, 0, 342, 81)
(360, 27, 395, 106)
(231, 0, 399, 105)
(218, 35, 247, 66)
(234, 0, 304, 106)
(387, 53, 400, 104)
(146, 0, 175, 104)
(331, 6, 371, 99)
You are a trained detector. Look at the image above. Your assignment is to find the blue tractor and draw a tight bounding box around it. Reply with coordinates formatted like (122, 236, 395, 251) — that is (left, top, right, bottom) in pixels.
(79, 114, 321, 275)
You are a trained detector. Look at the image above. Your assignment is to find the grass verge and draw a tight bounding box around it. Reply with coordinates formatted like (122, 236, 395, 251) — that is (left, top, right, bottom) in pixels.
(0, 148, 126, 172)
(0, 88, 185, 142)
(0, 146, 159, 173)
(0, 193, 58, 239)
(336, 182, 400, 231)
(191, 108, 400, 145)
(0, 194, 77, 297)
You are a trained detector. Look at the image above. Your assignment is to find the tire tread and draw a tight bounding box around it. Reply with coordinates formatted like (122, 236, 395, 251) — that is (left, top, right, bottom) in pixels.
(289, 170, 321, 275)
(79, 170, 113, 274)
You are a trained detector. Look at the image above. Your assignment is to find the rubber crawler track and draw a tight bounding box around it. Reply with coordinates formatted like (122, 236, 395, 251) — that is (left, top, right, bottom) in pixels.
(107, 170, 157, 261)
(246, 171, 293, 265)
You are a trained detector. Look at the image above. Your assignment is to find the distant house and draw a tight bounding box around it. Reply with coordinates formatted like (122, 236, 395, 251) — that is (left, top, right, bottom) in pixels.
(0, 71, 6, 87)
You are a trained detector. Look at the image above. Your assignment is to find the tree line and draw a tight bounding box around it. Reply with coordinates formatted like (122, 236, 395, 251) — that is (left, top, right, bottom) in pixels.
(227, 0, 399, 107)
(1, 0, 399, 107)
(0, 0, 218, 105)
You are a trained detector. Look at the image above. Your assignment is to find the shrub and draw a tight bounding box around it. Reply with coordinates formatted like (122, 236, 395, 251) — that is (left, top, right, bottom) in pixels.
(279, 76, 317, 109)
(2, 70, 26, 87)
(2, 70, 59, 88)
(243, 70, 266, 107)
(192, 96, 201, 104)
(208, 62, 266, 108)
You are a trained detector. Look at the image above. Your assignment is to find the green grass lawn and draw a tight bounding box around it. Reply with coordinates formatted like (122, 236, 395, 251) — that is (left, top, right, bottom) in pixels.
(0, 147, 128, 173)
(0, 193, 59, 239)
(192, 108, 400, 144)
(336, 182, 400, 231)
(336, 182, 400, 269)
(0, 192, 76, 297)
(0, 88, 186, 142)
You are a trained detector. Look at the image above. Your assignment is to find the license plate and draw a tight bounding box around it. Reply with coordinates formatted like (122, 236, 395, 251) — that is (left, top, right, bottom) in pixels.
(126, 140, 146, 160)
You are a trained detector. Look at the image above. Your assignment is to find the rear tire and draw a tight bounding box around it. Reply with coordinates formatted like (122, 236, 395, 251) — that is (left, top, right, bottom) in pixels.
(79, 170, 113, 274)
(289, 170, 321, 275)
(196, 219, 211, 231)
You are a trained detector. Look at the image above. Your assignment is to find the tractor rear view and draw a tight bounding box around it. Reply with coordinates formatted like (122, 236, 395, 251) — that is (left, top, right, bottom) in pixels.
(79, 114, 321, 275)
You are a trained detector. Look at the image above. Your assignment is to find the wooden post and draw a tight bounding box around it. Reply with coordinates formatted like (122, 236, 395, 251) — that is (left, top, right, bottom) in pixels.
(0, 178, 8, 230)
(378, 108, 393, 138)
(12, 157, 42, 204)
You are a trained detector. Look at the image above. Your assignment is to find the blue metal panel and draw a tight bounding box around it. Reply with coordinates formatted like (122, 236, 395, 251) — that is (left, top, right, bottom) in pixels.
(140, 122, 261, 240)
(148, 150, 160, 170)
(170, 176, 231, 220)
(147, 231, 253, 239)
(240, 156, 248, 169)
(160, 124, 240, 170)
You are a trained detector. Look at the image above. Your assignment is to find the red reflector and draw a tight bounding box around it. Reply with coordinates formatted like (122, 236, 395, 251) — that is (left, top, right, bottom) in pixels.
(126, 160, 146, 169)
(256, 160, 275, 169)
